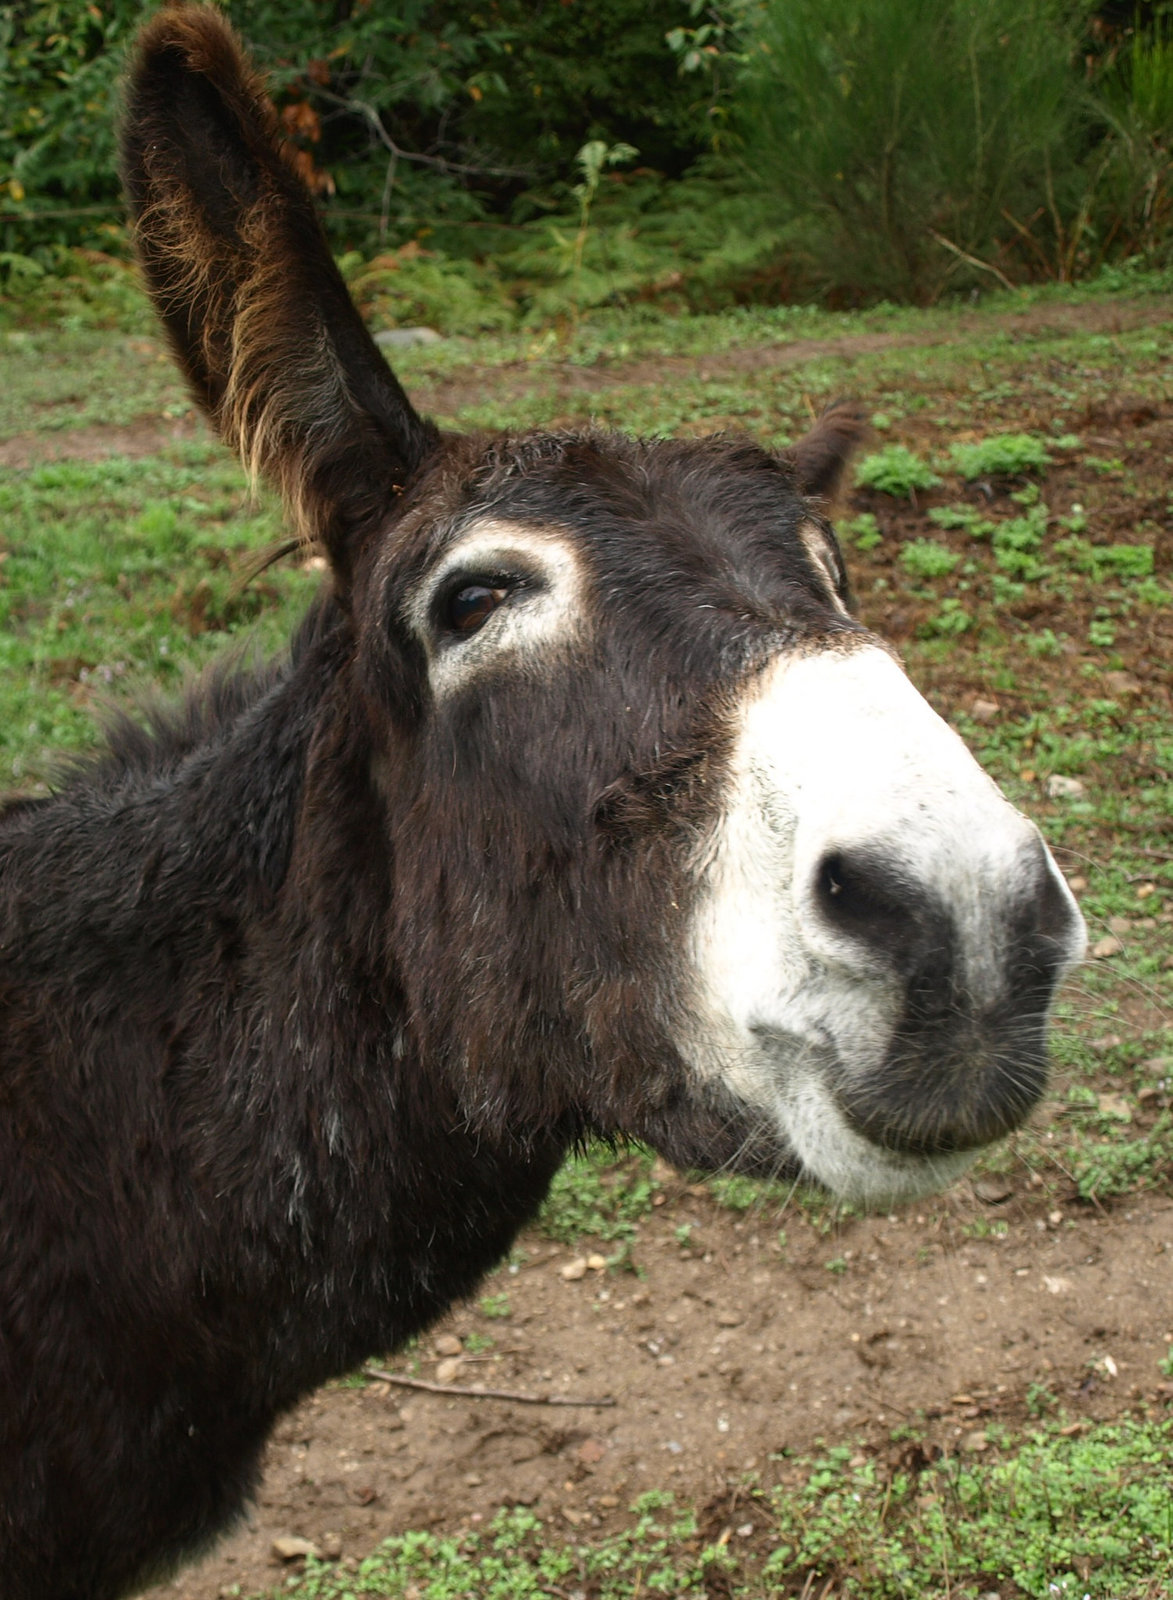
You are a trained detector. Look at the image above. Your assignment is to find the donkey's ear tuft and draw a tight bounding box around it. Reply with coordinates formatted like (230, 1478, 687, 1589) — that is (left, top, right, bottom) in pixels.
(121, 4, 438, 583)
(783, 401, 869, 503)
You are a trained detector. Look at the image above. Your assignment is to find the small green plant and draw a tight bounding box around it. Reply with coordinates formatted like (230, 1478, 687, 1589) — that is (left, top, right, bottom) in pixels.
(478, 1292, 512, 1320)
(1088, 618, 1117, 648)
(928, 503, 995, 538)
(824, 1255, 848, 1275)
(921, 597, 972, 637)
(1025, 1380, 1058, 1417)
(950, 433, 1051, 479)
(538, 1145, 659, 1244)
(900, 538, 960, 579)
(842, 510, 883, 549)
(1026, 627, 1063, 657)
(855, 445, 941, 498)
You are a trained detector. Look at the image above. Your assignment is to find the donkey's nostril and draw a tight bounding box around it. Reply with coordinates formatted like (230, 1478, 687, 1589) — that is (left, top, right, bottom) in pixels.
(813, 848, 943, 971)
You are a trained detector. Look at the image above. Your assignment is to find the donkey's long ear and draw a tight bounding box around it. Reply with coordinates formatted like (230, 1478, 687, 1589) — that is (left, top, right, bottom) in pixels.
(121, 5, 438, 580)
(783, 401, 869, 503)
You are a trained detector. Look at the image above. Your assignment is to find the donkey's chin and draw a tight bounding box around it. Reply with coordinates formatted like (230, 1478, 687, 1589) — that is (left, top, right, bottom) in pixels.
(772, 1072, 978, 1208)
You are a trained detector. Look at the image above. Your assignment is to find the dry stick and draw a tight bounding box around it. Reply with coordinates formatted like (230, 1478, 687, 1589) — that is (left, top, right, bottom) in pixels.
(928, 229, 1016, 294)
(363, 1363, 616, 1408)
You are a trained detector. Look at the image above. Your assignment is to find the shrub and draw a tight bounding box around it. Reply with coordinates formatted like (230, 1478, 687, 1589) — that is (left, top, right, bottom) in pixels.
(740, 0, 1092, 303)
(855, 445, 941, 498)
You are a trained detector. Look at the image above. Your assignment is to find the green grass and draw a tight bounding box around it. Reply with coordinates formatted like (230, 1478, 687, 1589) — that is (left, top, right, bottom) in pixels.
(0, 451, 320, 787)
(4, 274, 1173, 1596)
(253, 1417, 1173, 1598)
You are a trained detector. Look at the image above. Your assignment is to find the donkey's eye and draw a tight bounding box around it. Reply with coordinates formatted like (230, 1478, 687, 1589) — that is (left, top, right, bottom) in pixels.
(444, 584, 509, 635)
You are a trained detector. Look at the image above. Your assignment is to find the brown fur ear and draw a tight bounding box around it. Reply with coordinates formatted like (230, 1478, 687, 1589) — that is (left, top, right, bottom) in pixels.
(120, 4, 438, 582)
(784, 401, 869, 503)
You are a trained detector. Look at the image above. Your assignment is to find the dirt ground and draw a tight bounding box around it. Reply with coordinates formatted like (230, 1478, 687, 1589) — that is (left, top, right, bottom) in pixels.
(147, 1169, 1173, 1600)
(15, 293, 1164, 1598)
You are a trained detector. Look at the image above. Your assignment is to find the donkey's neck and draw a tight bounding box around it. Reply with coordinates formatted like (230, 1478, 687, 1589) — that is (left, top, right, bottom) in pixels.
(0, 602, 566, 1386)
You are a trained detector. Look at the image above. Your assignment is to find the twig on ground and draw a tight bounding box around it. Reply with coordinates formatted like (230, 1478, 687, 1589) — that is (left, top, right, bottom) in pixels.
(363, 1364, 616, 1407)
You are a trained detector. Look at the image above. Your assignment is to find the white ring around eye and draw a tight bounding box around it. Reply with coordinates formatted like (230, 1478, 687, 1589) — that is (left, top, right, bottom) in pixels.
(413, 520, 586, 692)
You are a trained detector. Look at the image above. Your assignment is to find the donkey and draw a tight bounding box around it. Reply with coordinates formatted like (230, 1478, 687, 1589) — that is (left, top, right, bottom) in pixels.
(0, 8, 1085, 1597)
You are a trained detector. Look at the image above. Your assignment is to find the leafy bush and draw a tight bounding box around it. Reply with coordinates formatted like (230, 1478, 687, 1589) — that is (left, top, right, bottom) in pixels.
(949, 433, 1052, 478)
(343, 245, 515, 335)
(855, 445, 941, 498)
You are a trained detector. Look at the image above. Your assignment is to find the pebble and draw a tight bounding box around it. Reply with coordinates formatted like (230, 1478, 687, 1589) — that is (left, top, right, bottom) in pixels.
(1092, 935, 1123, 959)
(1107, 915, 1132, 935)
(1045, 774, 1085, 799)
(272, 1536, 318, 1562)
(961, 1430, 989, 1453)
(1089, 1032, 1123, 1052)
(1067, 874, 1088, 893)
(1104, 670, 1141, 696)
(374, 326, 442, 348)
(434, 1334, 463, 1357)
(560, 1257, 588, 1281)
(436, 1357, 463, 1383)
(970, 697, 999, 723)
(319, 1532, 343, 1560)
(717, 1310, 744, 1326)
(1043, 1275, 1073, 1295)
(586, 1253, 608, 1272)
(972, 1177, 1014, 1204)
(1096, 1092, 1132, 1122)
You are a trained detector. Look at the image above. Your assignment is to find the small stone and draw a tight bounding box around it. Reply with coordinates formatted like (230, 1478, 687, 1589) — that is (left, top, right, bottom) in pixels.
(1140, 1055, 1173, 1073)
(1104, 670, 1141, 696)
(1048, 1209, 1064, 1226)
(374, 326, 442, 349)
(597, 1494, 620, 1508)
(560, 1257, 588, 1281)
(319, 1532, 343, 1561)
(717, 1310, 744, 1327)
(970, 697, 999, 723)
(1136, 881, 1157, 899)
(737, 1522, 755, 1538)
(436, 1356, 464, 1383)
(1092, 935, 1123, 959)
(1043, 1275, 1073, 1295)
(1089, 1033, 1123, 1052)
(435, 1333, 463, 1357)
(1096, 1092, 1132, 1122)
(586, 1253, 608, 1272)
(972, 1177, 1014, 1204)
(1046, 774, 1085, 799)
(961, 1430, 989, 1453)
(272, 1536, 318, 1562)
(577, 1437, 607, 1465)
(464, 1472, 483, 1486)
(1107, 915, 1132, 935)
(1067, 874, 1088, 893)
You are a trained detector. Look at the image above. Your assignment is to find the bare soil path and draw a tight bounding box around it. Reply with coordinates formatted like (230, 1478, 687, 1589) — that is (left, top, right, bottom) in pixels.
(148, 1171, 1173, 1599)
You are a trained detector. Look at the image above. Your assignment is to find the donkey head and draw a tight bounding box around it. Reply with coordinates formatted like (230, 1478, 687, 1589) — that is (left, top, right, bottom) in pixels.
(123, 8, 1085, 1208)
